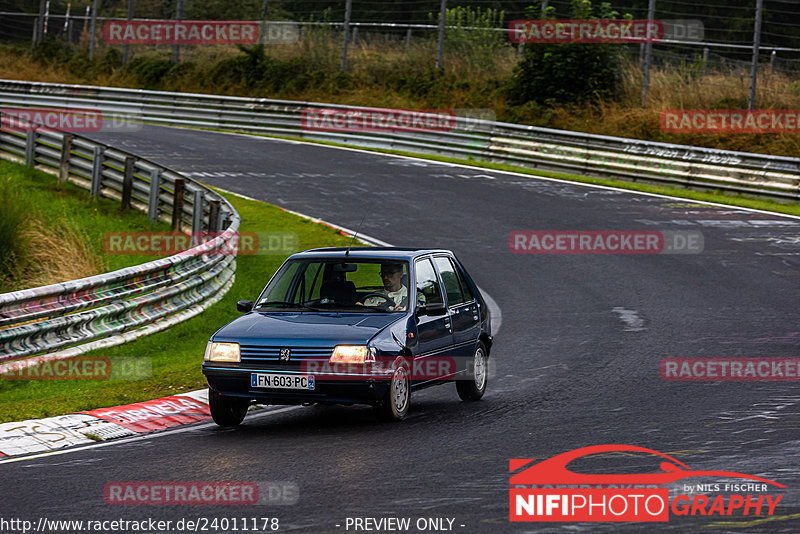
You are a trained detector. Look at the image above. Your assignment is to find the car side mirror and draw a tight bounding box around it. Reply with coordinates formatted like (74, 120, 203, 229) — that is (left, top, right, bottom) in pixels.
(237, 300, 254, 313)
(418, 303, 447, 316)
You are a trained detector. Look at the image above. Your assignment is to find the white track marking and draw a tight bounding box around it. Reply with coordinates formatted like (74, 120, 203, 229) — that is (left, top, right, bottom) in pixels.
(0, 406, 301, 465)
(202, 127, 800, 221)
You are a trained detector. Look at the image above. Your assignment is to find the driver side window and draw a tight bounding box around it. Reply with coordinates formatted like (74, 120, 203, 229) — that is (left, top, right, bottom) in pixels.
(414, 258, 443, 306)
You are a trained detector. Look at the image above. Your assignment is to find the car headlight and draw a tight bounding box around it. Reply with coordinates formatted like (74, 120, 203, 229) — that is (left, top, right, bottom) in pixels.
(204, 342, 240, 362)
(330, 345, 375, 364)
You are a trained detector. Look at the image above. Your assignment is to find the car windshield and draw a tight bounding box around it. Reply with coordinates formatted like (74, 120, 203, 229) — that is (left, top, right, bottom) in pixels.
(254, 258, 411, 313)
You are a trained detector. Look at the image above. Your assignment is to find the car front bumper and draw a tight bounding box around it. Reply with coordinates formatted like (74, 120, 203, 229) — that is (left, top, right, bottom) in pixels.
(202, 365, 392, 405)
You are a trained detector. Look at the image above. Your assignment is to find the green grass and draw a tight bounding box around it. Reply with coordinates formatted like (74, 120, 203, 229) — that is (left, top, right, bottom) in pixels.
(0, 189, 356, 422)
(0, 159, 172, 292)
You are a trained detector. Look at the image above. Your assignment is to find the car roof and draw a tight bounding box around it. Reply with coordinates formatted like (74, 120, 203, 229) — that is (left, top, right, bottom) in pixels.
(289, 247, 453, 261)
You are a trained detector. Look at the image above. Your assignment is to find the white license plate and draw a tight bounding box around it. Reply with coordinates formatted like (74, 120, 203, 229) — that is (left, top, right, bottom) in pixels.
(251, 373, 315, 390)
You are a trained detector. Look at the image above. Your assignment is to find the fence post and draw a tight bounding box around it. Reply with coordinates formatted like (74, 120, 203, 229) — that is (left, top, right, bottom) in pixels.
(436, 0, 447, 70)
(32, 0, 45, 48)
(90, 146, 104, 196)
(44, 0, 50, 36)
(172, 0, 183, 64)
(340, 0, 352, 72)
(749, 0, 764, 110)
(171, 179, 185, 231)
(58, 134, 73, 187)
(121, 156, 134, 210)
(640, 0, 656, 108)
(25, 129, 37, 167)
(123, 0, 133, 64)
(769, 50, 776, 75)
(208, 200, 221, 233)
(89, 0, 98, 59)
(405, 27, 412, 50)
(191, 189, 204, 246)
(701, 47, 709, 76)
(148, 168, 161, 222)
(259, 0, 268, 54)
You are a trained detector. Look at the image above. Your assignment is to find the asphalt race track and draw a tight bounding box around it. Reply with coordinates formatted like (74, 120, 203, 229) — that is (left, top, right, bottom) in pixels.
(2, 124, 800, 532)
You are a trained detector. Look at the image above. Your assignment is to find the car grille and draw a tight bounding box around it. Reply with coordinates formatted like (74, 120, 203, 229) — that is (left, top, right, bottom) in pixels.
(239, 345, 335, 370)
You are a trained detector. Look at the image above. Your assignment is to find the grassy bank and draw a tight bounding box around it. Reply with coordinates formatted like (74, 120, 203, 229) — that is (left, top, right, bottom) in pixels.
(1, 38, 798, 158)
(0, 159, 170, 293)
(0, 189, 355, 422)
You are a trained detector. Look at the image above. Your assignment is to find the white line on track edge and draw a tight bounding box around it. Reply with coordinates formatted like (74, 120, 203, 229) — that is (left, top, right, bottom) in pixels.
(0, 406, 301, 465)
(197, 126, 800, 221)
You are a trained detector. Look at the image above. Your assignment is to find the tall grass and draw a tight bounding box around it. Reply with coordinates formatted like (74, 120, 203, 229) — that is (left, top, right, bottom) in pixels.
(0, 160, 170, 293)
(0, 175, 29, 282)
(1, 33, 799, 156)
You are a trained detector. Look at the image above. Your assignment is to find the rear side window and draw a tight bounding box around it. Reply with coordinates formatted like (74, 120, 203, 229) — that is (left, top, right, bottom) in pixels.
(414, 258, 443, 305)
(450, 258, 473, 302)
(434, 256, 466, 306)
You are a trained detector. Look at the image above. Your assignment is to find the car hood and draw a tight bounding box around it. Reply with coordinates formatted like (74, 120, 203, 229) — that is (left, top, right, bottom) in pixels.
(212, 312, 402, 347)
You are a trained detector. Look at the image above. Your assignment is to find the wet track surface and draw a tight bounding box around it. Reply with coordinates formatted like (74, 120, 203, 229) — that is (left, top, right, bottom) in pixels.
(2, 125, 800, 532)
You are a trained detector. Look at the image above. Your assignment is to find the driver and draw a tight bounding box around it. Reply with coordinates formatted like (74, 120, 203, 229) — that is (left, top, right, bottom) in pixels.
(362, 262, 408, 311)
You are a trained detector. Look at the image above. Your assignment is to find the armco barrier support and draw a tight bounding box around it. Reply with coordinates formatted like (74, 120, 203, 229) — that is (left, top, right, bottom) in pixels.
(0, 114, 240, 361)
(0, 79, 796, 200)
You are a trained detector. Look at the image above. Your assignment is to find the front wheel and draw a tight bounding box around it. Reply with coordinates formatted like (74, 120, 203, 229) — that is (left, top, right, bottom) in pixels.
(208, 388, 249, 427)
(456, 342, 488, 401)
(374, 358, 411, 421)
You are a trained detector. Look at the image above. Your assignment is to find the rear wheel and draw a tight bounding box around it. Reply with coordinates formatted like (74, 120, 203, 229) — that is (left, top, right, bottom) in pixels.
(456, 342, 488, 401)
(208, 389, 249, 427)
(375, 358, 411, 421)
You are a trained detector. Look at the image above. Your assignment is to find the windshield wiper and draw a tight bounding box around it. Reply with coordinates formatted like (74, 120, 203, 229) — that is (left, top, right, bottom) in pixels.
(255, 301, 315, 310)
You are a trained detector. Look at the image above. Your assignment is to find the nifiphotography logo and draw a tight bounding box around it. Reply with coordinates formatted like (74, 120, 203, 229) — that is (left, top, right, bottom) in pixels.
(509, 445, 785, 522)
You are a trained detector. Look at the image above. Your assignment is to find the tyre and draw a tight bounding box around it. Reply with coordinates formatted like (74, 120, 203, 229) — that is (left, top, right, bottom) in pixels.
(456, 342, 488, 401)
(208, 388, 249, 427)
(374, 358, 411, 421)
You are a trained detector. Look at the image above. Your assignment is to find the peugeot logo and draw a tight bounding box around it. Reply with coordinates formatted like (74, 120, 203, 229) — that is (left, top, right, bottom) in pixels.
(279, 348, 291, 361)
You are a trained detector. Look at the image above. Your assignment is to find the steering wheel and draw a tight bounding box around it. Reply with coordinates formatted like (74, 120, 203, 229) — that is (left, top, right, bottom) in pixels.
(360, 292, 395, 311)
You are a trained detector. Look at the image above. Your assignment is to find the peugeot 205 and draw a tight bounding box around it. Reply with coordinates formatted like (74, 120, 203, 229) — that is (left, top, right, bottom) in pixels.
(202, 247, 493, 425)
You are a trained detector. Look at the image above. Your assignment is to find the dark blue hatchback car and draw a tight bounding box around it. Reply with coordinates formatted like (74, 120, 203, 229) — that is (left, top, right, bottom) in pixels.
(202, 247, 493, 425)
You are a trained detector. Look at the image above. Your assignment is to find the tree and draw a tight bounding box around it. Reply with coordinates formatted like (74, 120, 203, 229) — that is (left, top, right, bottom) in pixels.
(507, 0, 629, 105)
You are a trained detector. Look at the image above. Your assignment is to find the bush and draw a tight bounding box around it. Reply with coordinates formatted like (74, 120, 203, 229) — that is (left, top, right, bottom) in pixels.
(507, 0, 627, 106)
(123, 56, 174, 88)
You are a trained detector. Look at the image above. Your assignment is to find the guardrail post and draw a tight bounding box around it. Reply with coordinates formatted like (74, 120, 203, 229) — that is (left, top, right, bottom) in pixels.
(191, 189, 204, 246)
(25, 128, 37, 167)
(121, 156, 135, 211)
(208, 200, 221, 233)
(90, 146, 104, 197)
(171, 179, 185, 231)
(58, 134, 73, 187)
(148, 168, 161, 223)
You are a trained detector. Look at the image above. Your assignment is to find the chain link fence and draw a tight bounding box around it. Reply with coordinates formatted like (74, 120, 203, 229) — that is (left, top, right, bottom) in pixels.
(1, 1, 799, 106)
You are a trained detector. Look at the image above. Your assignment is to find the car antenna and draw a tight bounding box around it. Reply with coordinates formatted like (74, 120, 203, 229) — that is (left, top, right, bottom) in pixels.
(345, 214, 367, 257)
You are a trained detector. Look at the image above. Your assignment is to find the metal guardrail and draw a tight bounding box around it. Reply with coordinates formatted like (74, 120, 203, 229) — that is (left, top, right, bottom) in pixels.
(0, 79, 797, 201)
(0, 113, 240, 361)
